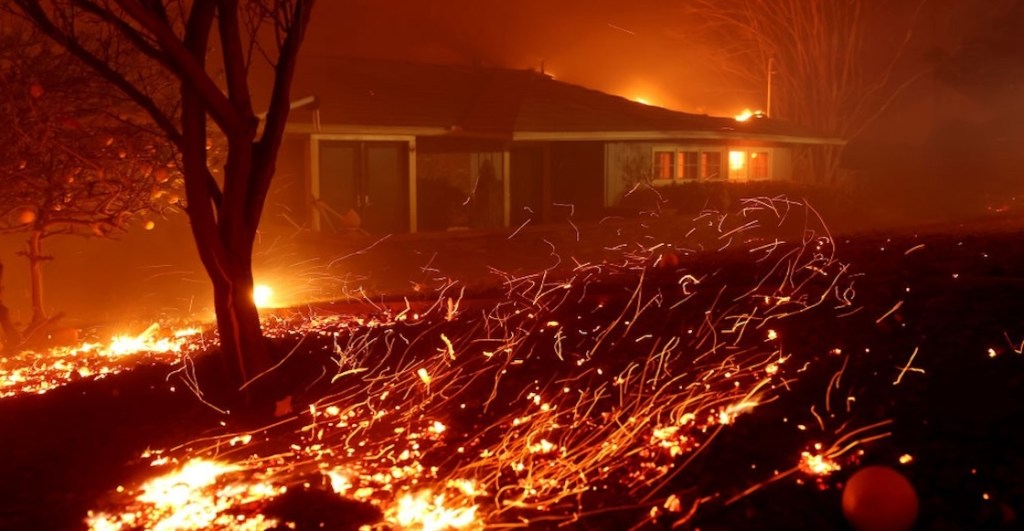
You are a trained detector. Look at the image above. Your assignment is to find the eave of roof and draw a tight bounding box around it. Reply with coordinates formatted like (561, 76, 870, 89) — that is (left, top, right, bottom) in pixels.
(283, 57, 842, 145)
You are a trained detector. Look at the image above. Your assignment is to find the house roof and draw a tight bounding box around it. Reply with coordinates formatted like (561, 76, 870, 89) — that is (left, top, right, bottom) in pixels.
(285, 56, 839, 145)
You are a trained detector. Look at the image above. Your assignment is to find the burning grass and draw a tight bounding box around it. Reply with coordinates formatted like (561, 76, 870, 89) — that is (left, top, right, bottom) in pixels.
(22, 196, 896, 530)
(0, 323, 206, 398)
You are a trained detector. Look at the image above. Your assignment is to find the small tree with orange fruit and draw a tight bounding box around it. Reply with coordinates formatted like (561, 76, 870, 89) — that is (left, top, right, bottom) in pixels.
(0, 29, 179, 348)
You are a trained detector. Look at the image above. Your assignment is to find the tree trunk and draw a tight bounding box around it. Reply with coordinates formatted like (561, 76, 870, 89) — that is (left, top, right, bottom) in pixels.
(209, 249, 273, 390)
(0, 261, 23, 350)
(26, 230, 47, 326)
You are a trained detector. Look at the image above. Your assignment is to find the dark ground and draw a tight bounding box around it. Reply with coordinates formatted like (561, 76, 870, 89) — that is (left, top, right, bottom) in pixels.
(2, 212, 1024, 530)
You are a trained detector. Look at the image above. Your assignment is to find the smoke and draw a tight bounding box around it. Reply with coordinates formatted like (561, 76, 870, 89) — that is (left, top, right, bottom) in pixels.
(303, 0, 756, 115)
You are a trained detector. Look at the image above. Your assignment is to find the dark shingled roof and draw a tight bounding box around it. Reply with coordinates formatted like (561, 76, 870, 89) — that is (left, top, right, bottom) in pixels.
(287, 56, 831, 142)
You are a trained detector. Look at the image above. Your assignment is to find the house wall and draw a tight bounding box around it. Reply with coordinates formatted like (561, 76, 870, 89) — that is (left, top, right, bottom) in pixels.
(416, 138, 508, 232)
(264, 135, 311, 230)
(277, 133, 803, 236)
(604, 141, 796, 207)
(549, 142, 605, 222)
(313, 138, 411, 234)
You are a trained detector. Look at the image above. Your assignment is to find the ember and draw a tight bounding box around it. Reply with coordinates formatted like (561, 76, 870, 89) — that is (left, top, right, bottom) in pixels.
(79, 197, 870, 529)
(0, 324, 204, 398)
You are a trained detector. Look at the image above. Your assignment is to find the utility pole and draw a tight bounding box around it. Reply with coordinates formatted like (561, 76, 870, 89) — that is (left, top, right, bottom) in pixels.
(766, 57, 774, 118)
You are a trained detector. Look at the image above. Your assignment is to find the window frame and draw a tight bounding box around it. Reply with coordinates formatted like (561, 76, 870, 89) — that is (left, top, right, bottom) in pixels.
(651, 146, 772, 183)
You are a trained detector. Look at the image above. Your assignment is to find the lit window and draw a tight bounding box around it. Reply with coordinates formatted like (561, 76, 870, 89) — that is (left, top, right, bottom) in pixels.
(749, 151, 770, 179)
(653, 150, 675, 180)
(729, 150, 747, 179)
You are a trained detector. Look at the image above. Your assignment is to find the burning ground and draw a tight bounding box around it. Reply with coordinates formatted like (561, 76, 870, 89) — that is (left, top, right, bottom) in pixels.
(2, 198, 1024, 530)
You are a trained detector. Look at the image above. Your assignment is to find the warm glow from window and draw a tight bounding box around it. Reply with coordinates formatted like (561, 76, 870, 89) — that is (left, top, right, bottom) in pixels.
(253, 284, 274, 308)
(729, 150, 746, 172)
(654, 151, 675, 179)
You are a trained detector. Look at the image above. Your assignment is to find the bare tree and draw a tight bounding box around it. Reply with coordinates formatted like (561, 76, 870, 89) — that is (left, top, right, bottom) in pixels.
(684, 0, 928, 183)
(0, 28, 180, 346)
(8, 1, 314, 394)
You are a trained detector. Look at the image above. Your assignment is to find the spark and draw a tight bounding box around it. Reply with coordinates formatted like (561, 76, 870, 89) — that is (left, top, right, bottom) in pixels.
(893, 347, 923, 385)
(70, 197, 873, 529)
(875, 300, 904, 324)
(607, 23, 636, 35)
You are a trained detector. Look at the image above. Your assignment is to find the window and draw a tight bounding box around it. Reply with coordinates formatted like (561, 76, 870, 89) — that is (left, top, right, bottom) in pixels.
(680, 151, 699, 180)
(728, 150, 747, 179)
(727, 149, 771, 180)
(653, 150, 675, 180)
(701, 151, 722, 180)
(650, 147, 768, 182)
(749, 151, 770, 179)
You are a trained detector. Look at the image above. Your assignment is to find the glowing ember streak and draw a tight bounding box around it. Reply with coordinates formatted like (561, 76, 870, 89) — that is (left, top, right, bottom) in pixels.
(718, 399, 761, 425)
(80, 196, 862, 528)
(440, 334, 456, 360)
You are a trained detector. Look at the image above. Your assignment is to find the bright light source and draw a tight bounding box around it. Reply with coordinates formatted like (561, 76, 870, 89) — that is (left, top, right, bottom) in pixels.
(735, 108, 766, 122)
(735, 109, 754, 122)
(253, 284, 274, 308)
(633, 96, 653, 106)
(729, 150, 746, 172)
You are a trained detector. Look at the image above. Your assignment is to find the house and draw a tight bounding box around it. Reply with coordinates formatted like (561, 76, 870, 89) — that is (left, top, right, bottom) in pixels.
(267, 57, 840, 235)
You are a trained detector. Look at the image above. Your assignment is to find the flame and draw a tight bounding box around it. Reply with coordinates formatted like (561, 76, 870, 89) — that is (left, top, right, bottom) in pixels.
(734, 108, 766, 122)
(798, 450, 841, 476)
(0, 324, 203, 398)
(388, 489, 481, 531)
(108, 323, 181, 356)
(61, 196, 870, 529)
(86, 458, 284, 531)
(252, 284, 274, 308)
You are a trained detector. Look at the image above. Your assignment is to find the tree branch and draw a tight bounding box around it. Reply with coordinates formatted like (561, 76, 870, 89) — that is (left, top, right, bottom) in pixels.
(251, 0, 313, 228)
(113, 0, 245, 133)
(217, 0, 256, 121)
(10, 0, 183, 147)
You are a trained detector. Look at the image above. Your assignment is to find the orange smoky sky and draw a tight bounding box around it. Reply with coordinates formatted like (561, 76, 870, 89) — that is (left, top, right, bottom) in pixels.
(303, 0, 762, 116)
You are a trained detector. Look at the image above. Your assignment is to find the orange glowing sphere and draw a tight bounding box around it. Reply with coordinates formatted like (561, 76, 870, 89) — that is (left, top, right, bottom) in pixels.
(18, 208, 36, 225)
(842, 466, 918, 531)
